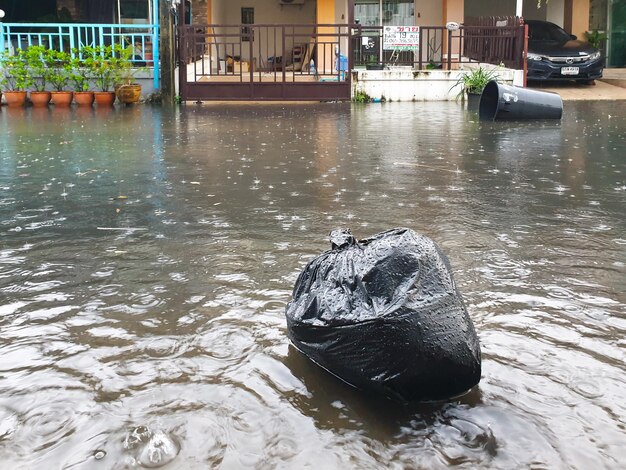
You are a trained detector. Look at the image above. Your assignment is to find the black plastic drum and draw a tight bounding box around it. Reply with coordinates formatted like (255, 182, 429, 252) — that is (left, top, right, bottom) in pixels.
(479, 81, 563, 121)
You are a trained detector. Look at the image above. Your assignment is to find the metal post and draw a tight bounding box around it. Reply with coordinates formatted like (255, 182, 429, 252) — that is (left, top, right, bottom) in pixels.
(177, 1, 186, 101)
(159, 0, 176, 104)
(447, 29, 452, 70)
(418, 27, 423, 69)
(348, 1, 354, 82)
(523, 24, 528, 87)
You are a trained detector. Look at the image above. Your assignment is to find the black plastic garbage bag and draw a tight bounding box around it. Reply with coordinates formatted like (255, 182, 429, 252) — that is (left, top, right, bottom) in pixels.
(285, 228, 481, 402)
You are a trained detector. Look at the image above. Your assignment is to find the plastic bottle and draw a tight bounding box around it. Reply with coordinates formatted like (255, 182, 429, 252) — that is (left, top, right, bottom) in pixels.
(310, 60, 316, 76)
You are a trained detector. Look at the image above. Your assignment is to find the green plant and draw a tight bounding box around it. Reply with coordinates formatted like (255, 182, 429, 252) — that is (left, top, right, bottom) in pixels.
(25, 46, 54, 92)
(353, 90, 371, 103)
(69, 48, 92, 92)
(48, 50, 73, 91)
(451, 66, 500, 100)
(89, 45, 116, 92)
(112, 44, 136, 86)
(82, 44, 135, 91)
(584, 30, 607, 49)
(0, 49, 33, 91)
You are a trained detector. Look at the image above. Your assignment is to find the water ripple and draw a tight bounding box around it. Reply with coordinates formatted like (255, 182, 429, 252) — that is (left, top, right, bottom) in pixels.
(1, 102, 625, 469)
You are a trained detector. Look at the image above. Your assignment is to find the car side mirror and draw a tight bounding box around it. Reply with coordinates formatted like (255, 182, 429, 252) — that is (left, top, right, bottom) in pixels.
(570, 34, 577, 40)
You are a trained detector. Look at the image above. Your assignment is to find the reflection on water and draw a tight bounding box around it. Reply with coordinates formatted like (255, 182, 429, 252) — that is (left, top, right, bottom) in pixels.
(0, 102, 625, 469)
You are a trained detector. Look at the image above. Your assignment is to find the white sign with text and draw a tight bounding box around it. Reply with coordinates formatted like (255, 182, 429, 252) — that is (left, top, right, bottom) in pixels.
(383, 26, 420, 51)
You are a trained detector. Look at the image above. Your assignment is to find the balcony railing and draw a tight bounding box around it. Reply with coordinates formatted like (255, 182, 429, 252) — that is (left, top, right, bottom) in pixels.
(1, 22, 160, 88)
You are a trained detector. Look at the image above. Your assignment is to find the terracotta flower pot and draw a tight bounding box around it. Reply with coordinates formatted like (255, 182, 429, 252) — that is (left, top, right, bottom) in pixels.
(50, 91, 74, 107)
(30, 91, 52, 107)
(94, 91, 116, 107)
(116, 84, 142, 105)
(74, 91, 95, 107)
(3, 91, 28, 108)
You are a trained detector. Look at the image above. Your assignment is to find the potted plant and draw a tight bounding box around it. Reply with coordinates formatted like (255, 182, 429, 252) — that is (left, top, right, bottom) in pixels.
(0, 49, 33, 107)
(70, 49, 95, 106)
(25, 46, 53, 107)
(114, 44, 142, 105)
(48, 50, 74, 107)
(365, 55, 385, 70)
(583, 30, 607, 50)
(90, 45, 118, 106)
(451, 66, 500, 104)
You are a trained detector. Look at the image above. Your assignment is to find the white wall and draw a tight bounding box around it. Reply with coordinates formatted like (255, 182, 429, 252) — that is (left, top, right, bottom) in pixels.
(336, 0, 350, 60)
(212, 0, 316, 24)
(415, 0, 443, 26)
(464, 0, 563, 23)
(352, 65, 521, 102)
(211, 0, 317, 64)
(546, 0, 565, 27)
(336, 0, 348, 23)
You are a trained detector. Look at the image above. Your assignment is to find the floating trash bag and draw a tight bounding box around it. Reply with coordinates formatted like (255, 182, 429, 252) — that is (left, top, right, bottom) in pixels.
(285, 228, 481, 402)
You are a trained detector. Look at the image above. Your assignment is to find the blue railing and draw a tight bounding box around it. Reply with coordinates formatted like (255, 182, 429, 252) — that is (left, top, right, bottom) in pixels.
(1, 22, 160, 89)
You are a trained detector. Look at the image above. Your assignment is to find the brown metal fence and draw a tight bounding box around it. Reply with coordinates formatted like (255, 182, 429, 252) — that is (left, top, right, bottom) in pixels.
(176, 19, 526, 101)
(177, 23, 352, 101)
(463, 16, 525, 68)
(352, 22, 525, 70)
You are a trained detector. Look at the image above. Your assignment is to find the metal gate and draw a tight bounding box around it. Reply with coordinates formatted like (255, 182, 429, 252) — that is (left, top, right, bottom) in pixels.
(177, 24, 352, 101)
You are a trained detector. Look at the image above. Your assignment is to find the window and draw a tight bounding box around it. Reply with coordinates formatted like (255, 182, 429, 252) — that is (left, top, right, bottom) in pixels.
(355, 1, 414, 27)
(241, 7, 254, 42)
(118, 0, 151, 23)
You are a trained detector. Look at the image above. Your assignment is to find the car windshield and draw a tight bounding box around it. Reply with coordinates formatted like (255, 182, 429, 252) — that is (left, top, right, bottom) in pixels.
(528, 22, 572, 43)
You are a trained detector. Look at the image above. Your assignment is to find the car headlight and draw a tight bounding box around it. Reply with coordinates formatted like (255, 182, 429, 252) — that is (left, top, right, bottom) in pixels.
(527, 53, 543, 61)
(588, 51, 601, 61)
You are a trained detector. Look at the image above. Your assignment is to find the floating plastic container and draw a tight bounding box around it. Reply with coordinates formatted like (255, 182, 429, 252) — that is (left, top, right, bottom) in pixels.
(336, 54, 349, 72)
(479, 81, 563, 121)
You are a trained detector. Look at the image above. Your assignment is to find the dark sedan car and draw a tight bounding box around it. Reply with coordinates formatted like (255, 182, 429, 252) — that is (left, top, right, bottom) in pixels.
(526, 20, 603, 83)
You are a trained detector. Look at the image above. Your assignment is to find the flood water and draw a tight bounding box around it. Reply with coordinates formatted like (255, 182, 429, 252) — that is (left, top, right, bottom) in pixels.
(0, 101, 625, 469)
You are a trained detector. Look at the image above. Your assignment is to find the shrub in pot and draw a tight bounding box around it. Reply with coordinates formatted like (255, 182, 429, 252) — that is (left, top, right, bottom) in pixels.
(0, 49, 33, 107)
(70, 50, 94, 106)
(48, 50, 74, 107)
(89, 45, 118, 106)
(114, 44, 142, 105)
(25, 46, 54, 107)
(451, 66, 500, 102)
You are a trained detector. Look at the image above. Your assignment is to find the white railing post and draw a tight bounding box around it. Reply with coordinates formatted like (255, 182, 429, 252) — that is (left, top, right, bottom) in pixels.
(69, 24, 75, 53)
(98, 25, 104, 50)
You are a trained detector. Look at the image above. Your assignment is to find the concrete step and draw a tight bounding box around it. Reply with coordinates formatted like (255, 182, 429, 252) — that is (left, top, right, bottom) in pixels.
(600, 78, 626, 89)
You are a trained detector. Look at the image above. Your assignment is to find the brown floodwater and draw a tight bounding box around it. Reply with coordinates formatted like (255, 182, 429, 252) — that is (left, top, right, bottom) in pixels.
(0, 101, 625, 469)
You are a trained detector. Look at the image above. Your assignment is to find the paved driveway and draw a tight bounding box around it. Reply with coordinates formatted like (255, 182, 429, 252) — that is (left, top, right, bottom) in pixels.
(530, 78, 626, 100)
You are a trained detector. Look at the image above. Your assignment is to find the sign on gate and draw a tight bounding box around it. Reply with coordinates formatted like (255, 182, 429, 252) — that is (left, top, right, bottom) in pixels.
(383, 26, 420, 51)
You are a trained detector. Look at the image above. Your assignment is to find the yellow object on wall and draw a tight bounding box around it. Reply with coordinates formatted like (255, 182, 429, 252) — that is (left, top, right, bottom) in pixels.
(570, 0, 590, 41)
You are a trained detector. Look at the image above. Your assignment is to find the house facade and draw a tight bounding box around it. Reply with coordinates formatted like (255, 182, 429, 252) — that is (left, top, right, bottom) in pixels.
(189, 1, 598, 46)
(2, 1, 622, 102)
